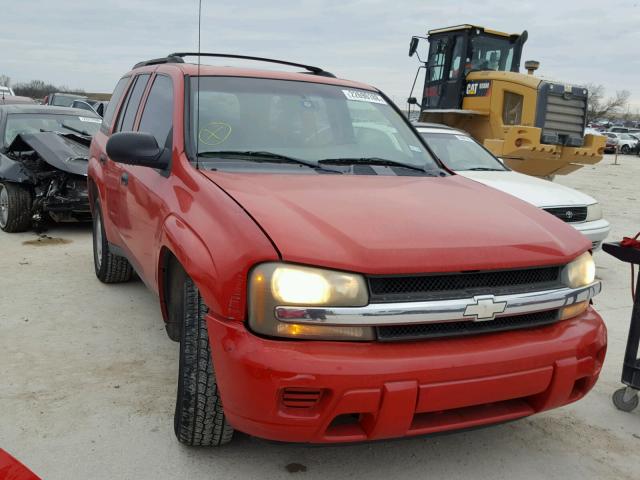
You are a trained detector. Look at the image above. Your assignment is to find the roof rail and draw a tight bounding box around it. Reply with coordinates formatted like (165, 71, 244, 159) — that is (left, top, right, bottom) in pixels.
(134, 52, 335, 77)
(133, 55, 184, 69)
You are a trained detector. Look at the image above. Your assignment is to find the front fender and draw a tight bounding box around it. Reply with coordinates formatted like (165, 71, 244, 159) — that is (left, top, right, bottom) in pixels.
(0, 154, 33, 183)
(159, 214, 223, 316)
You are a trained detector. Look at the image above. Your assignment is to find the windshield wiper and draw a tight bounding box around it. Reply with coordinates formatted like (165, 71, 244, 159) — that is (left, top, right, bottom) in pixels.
(318, 157, 433, 174)
(61, 122, 91, 136)
(464, 167, 505, 171)
(198, 150, 341, 173)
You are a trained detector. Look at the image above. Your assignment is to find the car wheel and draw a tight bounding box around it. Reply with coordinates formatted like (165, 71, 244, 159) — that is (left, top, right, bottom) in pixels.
(0, 181, 33, 233)
(92, 200, 133, 283)
(621, 144, 630, 154)
(174, 276, 234, 447)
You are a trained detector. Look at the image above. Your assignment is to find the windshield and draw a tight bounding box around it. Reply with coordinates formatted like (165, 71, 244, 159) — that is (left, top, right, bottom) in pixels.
(419, 131, 507, 171)
(189, 77, 438, 172)
(470, 35, 516, 72)
(4, 113, 101, 146)
(51, 94, 85, 107)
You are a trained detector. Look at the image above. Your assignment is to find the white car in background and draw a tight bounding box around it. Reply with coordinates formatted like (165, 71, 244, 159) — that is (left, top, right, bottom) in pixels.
(416, 123, 610, 249)
(0, 85, 15, 97)
(605, 132, 638, 154)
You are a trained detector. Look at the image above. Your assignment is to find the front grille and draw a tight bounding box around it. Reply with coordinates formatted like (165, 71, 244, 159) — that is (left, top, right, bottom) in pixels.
(368, 266, 561, 303)
(536, 82, 588, 146)
(543, 206, 587, 223)
(376, 309, 559, 342)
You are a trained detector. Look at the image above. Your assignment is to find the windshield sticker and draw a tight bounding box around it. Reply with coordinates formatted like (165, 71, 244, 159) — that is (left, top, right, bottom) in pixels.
(342, 89, 386, 104)
(78, 116, 101, 123)
(455, 135, 474, 142)
(409, 145, 422, 152)
(199, 121, 232, 146)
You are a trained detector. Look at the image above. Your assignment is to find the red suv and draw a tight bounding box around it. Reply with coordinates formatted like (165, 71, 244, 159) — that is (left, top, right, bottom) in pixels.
(88, 53, 606, 446)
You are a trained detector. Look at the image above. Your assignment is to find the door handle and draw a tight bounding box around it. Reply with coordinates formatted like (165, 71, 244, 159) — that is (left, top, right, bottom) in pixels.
(99, 154, 107, 164)
(121, 172, 128, 186)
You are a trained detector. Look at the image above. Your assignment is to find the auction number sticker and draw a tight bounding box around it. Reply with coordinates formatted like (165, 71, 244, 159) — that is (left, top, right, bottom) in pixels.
(455, 135, 474, 142)
(79, 116, 102, 123)
(342, 89, 386, 104)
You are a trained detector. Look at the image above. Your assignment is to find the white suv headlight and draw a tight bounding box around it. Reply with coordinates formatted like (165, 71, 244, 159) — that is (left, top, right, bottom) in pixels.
(585, 203, 603, 222)
(248, 263, 373, 341)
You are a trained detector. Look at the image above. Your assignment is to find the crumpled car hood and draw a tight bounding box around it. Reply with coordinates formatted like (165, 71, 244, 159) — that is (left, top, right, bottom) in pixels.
(202, 171, 590, 275)
(7, 131, 90, 176)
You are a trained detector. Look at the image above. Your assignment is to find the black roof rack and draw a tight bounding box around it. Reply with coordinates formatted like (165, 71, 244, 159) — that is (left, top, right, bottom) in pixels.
(133, 52, 335, 77)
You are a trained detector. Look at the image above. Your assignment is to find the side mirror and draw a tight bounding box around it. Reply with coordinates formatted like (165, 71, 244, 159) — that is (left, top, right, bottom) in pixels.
(106, 132, 170, 169)
(408, 37, 419, 57)
(407, 97, 418, 105)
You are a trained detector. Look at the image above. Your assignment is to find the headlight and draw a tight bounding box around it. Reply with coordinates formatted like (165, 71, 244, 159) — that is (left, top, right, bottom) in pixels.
(585, 203, 603, 222)
(248, 263, 373, 341)
(561, 252, 596, 288)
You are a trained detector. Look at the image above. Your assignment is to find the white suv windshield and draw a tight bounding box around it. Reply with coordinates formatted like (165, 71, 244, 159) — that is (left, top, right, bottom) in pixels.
(190, 77, 438, 172)
(420, 131, 507, 171)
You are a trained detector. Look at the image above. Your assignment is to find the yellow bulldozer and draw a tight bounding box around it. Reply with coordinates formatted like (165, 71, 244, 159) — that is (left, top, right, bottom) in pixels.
(407, 25, 605, 177)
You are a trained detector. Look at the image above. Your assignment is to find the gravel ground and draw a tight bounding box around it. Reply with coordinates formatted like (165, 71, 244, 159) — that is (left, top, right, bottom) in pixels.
(1, 154, 639, 479)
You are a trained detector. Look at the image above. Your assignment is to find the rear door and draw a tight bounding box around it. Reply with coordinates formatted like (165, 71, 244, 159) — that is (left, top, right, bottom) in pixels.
(109, 73, 151, 234)
(92, 76, 129, 232)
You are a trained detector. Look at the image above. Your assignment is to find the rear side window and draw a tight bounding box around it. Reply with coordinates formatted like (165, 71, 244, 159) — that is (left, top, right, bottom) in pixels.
(139, 75, 174, 147)
(101, 76, 130, 133)
(115, 74, 150, 132)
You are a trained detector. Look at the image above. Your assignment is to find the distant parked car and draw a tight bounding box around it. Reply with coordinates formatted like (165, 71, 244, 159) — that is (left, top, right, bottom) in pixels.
(584, 127, 605, 137)
(71, 99, 109, 117)
(42, 92, 87, 107)
(605, 132, 637, 154)
(416, 123, 610, 249)
(0, 85, 15, 97)
(604, 134, 619, 153)
(0, 95, 36, 106)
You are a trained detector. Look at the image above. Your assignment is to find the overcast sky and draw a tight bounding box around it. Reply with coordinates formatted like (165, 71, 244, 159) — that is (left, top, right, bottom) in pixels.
(2, 0, 640, 108)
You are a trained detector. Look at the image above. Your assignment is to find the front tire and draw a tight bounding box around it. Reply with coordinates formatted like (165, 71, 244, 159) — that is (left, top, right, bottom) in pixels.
(0, 181, 33, 233)
(174, 276, 234, 447)
(621, 144, 630, 154)
(92, 201, 133, 283)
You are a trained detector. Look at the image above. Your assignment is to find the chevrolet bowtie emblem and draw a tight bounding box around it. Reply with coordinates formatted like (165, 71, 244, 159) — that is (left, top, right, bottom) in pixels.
(463, 295, 507, 321)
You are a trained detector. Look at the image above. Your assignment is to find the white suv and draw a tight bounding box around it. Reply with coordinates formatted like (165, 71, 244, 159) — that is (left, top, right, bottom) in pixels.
(416, 123, 610, 249)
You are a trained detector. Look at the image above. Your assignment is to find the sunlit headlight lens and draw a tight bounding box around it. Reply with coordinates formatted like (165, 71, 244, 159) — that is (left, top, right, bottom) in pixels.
(248, 263, 372, 341)
(561, 252, 596, 288)
(272, 267, 331, 304)
(585, 203, 603, 222)
(270, 265, 367, 306)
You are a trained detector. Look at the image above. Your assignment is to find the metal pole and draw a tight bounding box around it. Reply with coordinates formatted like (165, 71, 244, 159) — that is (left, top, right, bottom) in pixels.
(614, 145, 619, 165)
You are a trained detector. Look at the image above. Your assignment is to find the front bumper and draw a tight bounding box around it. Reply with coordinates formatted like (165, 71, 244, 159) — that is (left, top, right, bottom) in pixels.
(207, 307, 606, 443)
(572, 218, 610, 250)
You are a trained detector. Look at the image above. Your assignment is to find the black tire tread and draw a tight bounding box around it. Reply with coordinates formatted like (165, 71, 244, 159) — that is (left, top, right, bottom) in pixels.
(93, 201, 133, 283)
(174, 277, 233, 446)
(0, 182, 33, 233)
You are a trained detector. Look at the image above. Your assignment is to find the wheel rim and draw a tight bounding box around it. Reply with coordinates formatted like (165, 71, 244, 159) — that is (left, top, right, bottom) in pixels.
(94, 209, 103, 269)
(0, 184, 9, 228)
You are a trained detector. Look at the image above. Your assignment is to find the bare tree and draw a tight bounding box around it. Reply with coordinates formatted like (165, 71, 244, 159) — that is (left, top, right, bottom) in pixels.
(0, 74, 10, 87)
(586, 84, 631, 123)
(12, 79, 85, 99)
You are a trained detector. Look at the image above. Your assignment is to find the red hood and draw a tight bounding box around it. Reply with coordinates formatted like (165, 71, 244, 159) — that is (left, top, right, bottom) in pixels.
(202, 171, 590, 274)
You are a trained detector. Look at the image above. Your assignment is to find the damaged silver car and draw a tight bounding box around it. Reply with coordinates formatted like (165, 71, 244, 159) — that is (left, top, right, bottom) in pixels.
(0, 105, 101, 232)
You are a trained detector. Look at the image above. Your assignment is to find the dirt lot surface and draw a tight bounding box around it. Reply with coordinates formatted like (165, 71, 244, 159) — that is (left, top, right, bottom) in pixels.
(1, 154, 639, 479)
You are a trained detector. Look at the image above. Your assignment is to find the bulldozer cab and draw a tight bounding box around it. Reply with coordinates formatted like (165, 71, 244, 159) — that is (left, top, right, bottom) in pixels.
(416, 25, 527, 110)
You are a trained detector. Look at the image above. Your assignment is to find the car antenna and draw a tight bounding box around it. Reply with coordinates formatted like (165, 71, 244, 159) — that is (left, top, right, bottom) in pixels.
(195, 0, 202, 169)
